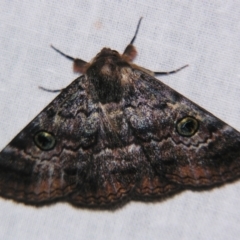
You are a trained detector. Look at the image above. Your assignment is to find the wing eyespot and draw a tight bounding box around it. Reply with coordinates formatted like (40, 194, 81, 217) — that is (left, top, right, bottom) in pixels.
(33, 131, 56, 151)
(176, 116, 199, 137)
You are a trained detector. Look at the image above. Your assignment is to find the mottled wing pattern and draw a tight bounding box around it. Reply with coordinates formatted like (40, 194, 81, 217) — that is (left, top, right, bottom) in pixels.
(0, 77, 87, 203)
(127, 70, 240, 193)
(69, 70, 183, 206)
(0, 71, 181, 207)
(1, 58, 240, 209)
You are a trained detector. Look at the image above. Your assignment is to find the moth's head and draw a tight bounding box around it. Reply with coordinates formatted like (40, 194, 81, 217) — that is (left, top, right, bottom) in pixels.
(87, 48, 131, 77)
(95, 48, 121, 60)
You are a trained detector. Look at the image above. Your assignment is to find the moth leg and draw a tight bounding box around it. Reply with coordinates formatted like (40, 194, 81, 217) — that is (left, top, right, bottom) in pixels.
(122, 17, 143, 62)
(51, 45, 89, 74)
(154, 64, 189, 76)
(38, 86, 65, 93)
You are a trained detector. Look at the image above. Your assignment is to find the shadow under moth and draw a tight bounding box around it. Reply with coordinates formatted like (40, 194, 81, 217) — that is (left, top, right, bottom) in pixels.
(0, 18, 240, 209)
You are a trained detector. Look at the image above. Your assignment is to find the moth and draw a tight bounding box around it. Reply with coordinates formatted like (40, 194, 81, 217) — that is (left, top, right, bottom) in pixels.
(0, 18, 240, 209)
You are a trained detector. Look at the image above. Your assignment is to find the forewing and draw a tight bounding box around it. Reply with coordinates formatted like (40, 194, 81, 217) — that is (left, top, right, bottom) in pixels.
(0, 75, 99, 204)
(124, 70, 240, 194)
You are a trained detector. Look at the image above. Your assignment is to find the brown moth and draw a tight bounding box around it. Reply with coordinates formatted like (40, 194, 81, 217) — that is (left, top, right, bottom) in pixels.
(0, 18, 240, 209)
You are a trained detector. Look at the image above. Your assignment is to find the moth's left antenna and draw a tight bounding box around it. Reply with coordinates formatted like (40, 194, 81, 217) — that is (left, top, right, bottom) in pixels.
(123, 17, 143, 62)
(50, 45, 88, 74)
(129, 17, 143, 45)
